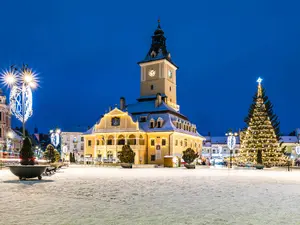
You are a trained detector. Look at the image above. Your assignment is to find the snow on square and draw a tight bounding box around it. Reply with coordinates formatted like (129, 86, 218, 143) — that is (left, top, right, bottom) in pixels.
(1, 166, 300, 225)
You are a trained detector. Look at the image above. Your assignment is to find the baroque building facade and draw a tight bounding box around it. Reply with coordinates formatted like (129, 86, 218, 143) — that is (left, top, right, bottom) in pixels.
(83, 21, 205, 165)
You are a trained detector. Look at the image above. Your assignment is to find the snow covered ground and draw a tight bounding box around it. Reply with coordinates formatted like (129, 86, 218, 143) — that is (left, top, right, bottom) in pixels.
(1, 166, 300, 225)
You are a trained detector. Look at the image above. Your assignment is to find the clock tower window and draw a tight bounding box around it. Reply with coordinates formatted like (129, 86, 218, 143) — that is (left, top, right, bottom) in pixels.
(151, 85, 154, 90)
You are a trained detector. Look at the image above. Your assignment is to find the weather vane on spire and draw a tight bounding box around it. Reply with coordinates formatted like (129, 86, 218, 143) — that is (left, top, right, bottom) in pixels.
(257, 77, 263, 85)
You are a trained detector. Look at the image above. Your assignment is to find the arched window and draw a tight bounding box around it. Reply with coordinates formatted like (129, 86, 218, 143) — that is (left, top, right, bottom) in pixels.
(117, 135, 125, 145)
(139, 135, 145, 145)
(157, 117, 163, 128)
(150, 85, 154, 90)
(180, 140, 183, 146)
(150, 119, 155, 128)
(107, 135, 114, 145)
(127, 134, 136, 145)
(96, 140, 100, 145)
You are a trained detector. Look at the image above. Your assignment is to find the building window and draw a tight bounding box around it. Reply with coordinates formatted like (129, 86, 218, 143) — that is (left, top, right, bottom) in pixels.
(157, 121, 161, 128)
(162, 139, 166, 146)
(175, 140, 178, 146)
(88, 140, 92, 146)
(180, 141, 183, 146)
(0, 112, 2, 121)
(150, 119, 155, 128)
(213, 149, 215, 154)
(139, 135, 145, 145)
(117, 135, 125, 145)
(81, 137, 84, 142)
(169, 86, 171, 91)
(127, 134, 136, 145)
(140, 116, 147, 122)
(151, 85, 154, 90)
(81, 145, 84, 150)
(184, 139, 187, 147)
(151, 139, 155, 146)
(96, 140, 100, 145)
(107, 135, 114, 145)
(151, 155, 156, 161)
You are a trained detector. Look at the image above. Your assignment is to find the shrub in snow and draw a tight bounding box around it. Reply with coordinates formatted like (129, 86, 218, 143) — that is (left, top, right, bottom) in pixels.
(182, 148, 198, 165)
(118, 145, 135, 164)
(20, 137, 35, 165)
(44, 144, 60, 163)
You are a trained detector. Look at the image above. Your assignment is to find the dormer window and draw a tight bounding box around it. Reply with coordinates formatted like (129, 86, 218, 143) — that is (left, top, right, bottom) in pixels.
(151, 50, 156, 58)
(139, 116, 147, 122)
(150, 119, 155, 128)
(157, 117, 163, 128)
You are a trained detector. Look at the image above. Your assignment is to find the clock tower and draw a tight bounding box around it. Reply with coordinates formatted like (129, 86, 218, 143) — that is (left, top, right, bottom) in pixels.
(138, 20, 179, 111)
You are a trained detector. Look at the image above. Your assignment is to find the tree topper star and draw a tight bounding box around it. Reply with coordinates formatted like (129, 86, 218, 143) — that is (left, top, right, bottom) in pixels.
(257, 77, 263, 84)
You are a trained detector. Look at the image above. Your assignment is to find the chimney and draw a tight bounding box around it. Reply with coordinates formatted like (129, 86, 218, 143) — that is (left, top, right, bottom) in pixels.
(155, 93, 162, 107)
(120, 97, 126, 110)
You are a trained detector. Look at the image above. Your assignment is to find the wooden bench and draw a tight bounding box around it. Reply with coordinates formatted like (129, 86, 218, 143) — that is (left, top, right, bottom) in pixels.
(43, 167, 56, 176)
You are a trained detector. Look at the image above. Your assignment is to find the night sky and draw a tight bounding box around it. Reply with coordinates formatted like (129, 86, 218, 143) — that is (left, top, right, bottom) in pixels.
(0, 0, 299, 135)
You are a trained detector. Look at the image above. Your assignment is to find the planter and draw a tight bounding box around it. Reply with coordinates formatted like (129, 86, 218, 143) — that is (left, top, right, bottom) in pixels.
(121, 163, 132, 169)
(255, 164, 264, 170)
(8, 165, 47, 180)
(184, 164, 196, 169)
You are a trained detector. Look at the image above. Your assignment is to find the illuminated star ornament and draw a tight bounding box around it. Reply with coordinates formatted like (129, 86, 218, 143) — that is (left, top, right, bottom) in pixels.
(257, 77, 263, 85)
(1, 64, 39, 136)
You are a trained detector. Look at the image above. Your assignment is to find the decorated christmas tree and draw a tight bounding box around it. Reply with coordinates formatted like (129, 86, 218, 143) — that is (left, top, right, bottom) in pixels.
(239, 78, 287, 167)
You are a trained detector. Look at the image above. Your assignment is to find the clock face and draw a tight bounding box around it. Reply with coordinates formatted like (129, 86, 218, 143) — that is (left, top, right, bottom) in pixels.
(148, 69, 156, 77)
(168, 70, 172, 78)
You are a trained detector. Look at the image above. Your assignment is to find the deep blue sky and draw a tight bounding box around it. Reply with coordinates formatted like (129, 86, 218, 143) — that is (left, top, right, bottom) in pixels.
(0, 0, 299, 135)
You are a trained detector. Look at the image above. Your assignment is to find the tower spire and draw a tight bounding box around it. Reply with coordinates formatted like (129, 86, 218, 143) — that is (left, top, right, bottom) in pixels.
(157, 18, 161, 29)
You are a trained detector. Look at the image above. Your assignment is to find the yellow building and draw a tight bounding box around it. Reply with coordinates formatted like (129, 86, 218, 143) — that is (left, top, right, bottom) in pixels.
(83, 21, 205, 165)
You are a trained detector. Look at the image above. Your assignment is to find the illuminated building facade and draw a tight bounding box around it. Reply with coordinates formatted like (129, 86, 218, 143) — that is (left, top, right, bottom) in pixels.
(83, 21, 205, 164)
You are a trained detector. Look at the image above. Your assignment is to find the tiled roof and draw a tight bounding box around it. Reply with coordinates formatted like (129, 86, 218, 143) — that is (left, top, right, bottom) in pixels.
(127, 99, 177, 114)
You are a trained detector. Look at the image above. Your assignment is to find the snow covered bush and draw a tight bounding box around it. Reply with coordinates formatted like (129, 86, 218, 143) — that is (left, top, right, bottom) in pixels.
(20, 137, 35, 165)
(182, 148, 198, 165)
(117, 145, 135, 164)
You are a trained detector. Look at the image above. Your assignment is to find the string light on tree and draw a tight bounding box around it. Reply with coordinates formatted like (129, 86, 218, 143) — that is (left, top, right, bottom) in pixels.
(1, 64, 39, 137)
(239, 77, 287, 167)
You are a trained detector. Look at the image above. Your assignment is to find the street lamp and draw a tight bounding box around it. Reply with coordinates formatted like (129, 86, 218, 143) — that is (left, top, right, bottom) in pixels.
(225, 131, 238, 168)
(1, 64, 38, 137)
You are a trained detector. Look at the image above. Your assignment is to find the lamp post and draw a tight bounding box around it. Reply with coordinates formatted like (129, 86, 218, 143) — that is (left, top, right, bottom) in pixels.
(226, 131, 238, 168)
(1, 64, 38, 137)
